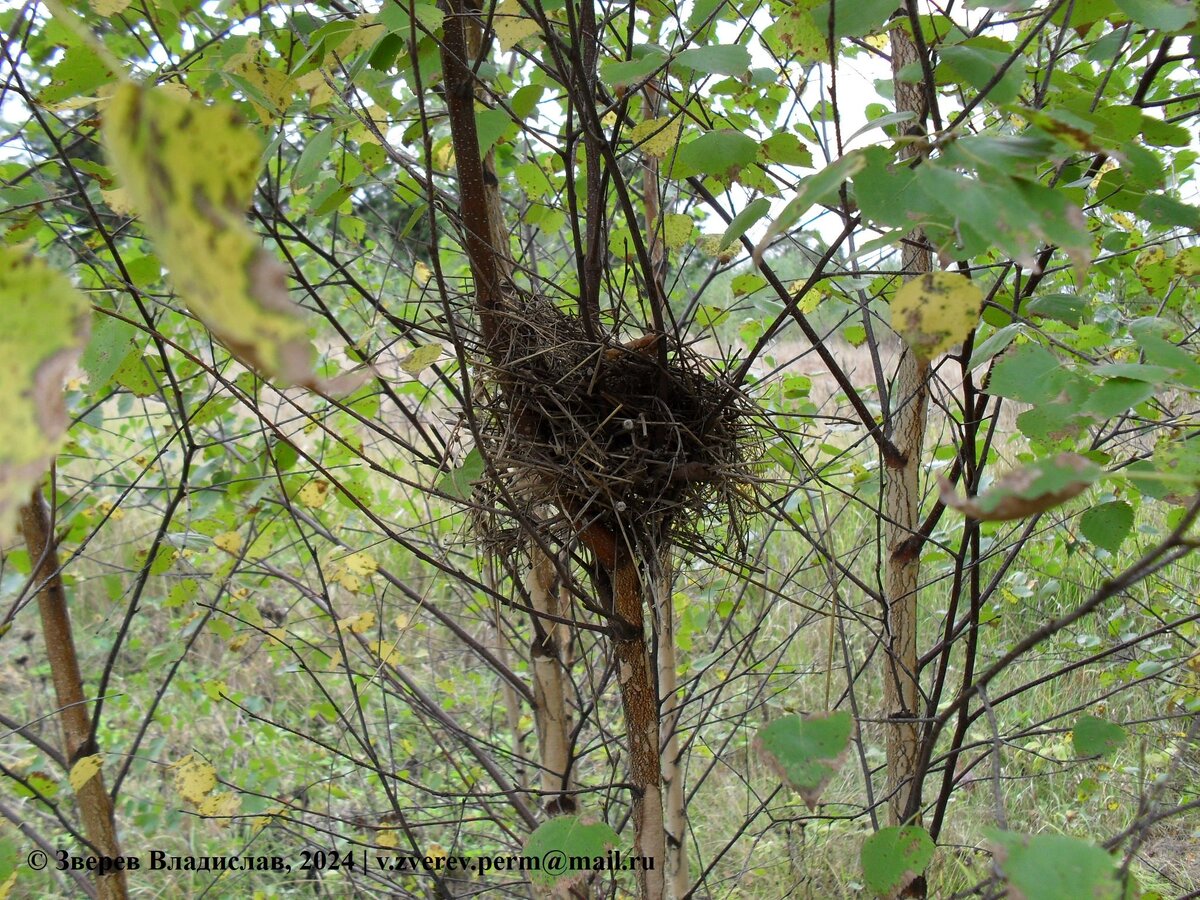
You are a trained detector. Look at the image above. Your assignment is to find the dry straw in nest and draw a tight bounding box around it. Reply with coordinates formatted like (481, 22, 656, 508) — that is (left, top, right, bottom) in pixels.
(469, 293, 763, 562)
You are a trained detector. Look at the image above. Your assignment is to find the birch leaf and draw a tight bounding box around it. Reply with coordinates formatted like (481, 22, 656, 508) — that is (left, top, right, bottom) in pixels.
(213, 531, 243, 554)
(102, 83, 332, 388)
(631, 117, 684, 158)
(660, 213, 695, 250)
(344, 552, 379, 576)
(196, 791, 241, 821)
(173, 755, 218, 803)
(68, 755, 103, 792)
(494, 0, 540, 49)
(940, 452, 1100, 521)
(755, 711, 852, 809)
(399, 344, 443, 375)
(891, 272, 983, 360)
(0, 245, 90, 539)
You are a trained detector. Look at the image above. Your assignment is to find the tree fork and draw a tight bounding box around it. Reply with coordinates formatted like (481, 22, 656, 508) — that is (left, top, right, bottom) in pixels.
(438, 6, 667, 896)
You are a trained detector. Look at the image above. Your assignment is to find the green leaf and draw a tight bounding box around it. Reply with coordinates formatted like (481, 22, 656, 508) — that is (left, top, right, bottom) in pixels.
(523, 816, 619, 887)
(755, 711, 852, 808)
(439, 448, 485, 500)
(760, 133, 813, 166)
(1138, 193, 1200, 230)
(1092, 363, 1176, 382)
(293, 122, 337, 190)
(511, 84, 545, 119)
(39, 44, 117, 105)
(1115, 0, 1195, 30)
(1129, 318, 1200, 387)
(988, 344, 1067, 404)
(675, 45, 751, 77)
(940, 453, 1101, 521)
(0, 833, 20, 881)
(862, 826, 936, 899)
(1073, 714, 1128, 758)
(720, 197, 771, 250)
(845, 110, 917, 143)
(811, 0, 897, 39)
(755, 151, 865, 258)
(1080, 378, 1155, 418)
(890, 272, 983, 360)
(939, 41, 1025, 106)
(377, 2, 444, 35)
(600, 52, 667, 88)
(114, 352, 161, 397)
(475, 107, 515, 153)
(968, 324, 1021, 370)
(677, 129, 759, 180)
(1079, 501, 1134, 553)
(989, 831, 1122, 900)
(1027, 293, 1087, 328)
(81, 314, 139, 389)
(103, 83, 328, 388)
(0, 245, 91, 539)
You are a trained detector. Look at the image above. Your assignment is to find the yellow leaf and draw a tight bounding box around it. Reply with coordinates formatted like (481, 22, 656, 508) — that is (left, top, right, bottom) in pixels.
(333, 567, 362, 593)
(659, 213, 694, 251)
(631, 117, 683, 158)
(370, 639, 401, 665)
(102, 83, 332, 387)
(297, 479, 330, 508)
(696, 233, 737, 264)
(100, 186, 135, 216)
(399, 344, 443, 376)
(68, 755, 103, 792)
(251, 806, 284, 833)
(213, 531, 243, 554)
(173, 755, 217, 803)
(334, 15, 385, 57)
(890, 272, 982, 360)
(494, 0, 540, 49)
(376, 829, 399, 848)
(432, 139, 455, 170)
(338, 610, 376, 633)
(296, 69, 335, 108)
(413, 261, 433, 283)
(1175, 247, 1200, 277)
(197, 790, 241, 821)
(344, 552, 378, 576)
(42, 95, 106, 113)
(225, 41, 293, 118)
(0, 245, 90, 539)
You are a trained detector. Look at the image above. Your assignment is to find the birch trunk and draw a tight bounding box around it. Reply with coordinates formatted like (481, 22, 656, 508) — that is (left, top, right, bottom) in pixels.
(884, 18, 932, 832)
(21, 489, 128, 900)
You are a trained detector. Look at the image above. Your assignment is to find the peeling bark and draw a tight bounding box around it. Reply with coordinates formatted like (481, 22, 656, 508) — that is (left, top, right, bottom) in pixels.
(528, 550, 577, 816)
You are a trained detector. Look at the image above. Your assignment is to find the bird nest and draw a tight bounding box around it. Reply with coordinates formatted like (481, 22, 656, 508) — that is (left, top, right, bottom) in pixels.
(469, 293, 763, 562)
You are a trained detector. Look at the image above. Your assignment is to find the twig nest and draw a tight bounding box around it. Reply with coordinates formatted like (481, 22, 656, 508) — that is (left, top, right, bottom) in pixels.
(472, 293, 761, 561)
